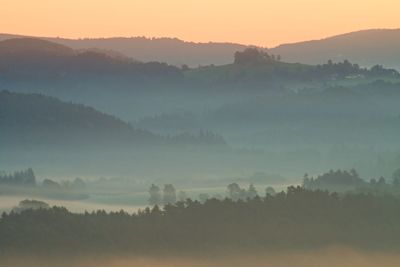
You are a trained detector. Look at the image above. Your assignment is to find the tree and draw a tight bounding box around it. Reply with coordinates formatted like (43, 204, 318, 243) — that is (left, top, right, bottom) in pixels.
(0, 168, 36, 186)
(302, 173, 310, 188)
(24, 168, 36, 186)
(378, 176, 386, 186)
(393, 169, 400, 187)
(181, 64, 190, 71)
(12, 199, 50, 213)
(72, 177, 86, 189)
(234, 48, 272, 65)
(247, 184, 258, 199)
(163, 184, 177, 205)
(227, 183, 245, 201)
(265, 186, 276, 196)
(42, 179, 61, 189)
(148, 184, 161, 206)
(198, 193, 210, 203)
(178, 191, 188, 202)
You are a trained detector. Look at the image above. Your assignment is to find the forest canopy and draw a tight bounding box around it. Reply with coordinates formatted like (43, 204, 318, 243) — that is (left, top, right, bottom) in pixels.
(2, 186, 400, 255)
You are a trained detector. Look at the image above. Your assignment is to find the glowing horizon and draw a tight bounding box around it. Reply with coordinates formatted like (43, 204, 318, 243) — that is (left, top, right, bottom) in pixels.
(1, 0, 400, 47)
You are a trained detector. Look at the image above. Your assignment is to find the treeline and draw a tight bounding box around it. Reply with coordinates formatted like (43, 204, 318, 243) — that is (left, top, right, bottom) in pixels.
(229, 48, 399, 81)
(148, 183, 275, 206)
(234, 48, 281, 65)
(41, 178, 88, 200)
(2, 186, 400, 254)
(0, 168, 36, 186)
(149, 168, 400, 207)
(315, 59, 399, 79)
(167, 130, 227, 146)
(0, 168, 88, 200)
(303, 168, 400, 194)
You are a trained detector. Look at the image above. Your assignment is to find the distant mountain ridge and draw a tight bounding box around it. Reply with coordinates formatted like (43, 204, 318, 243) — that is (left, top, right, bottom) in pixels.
(0, 38, 74, 56)
(0, 34, 250, 67)
(1, 29, 400, 68)
(269, 29, 400, 70)
(0, 38, 182, 83)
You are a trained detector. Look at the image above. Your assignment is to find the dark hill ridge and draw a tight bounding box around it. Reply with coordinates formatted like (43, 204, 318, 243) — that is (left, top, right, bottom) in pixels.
(0, 38, 398, 91)
(0, 37, 131, 61)
(185, 48, 399, 84)
(1, 29, 400, 69)
(270, 29, 400, 70)
(0, 34, 252, 67)
(52, 37, 250, 67)
(0, 90, 157, 147)
(0, 38, 182, 82)
(0, 38, 75, 56)
(0, 91, 227, 148)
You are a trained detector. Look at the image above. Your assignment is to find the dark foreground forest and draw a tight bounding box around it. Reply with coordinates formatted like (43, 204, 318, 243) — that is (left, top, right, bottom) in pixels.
(2, 186, 400, 256)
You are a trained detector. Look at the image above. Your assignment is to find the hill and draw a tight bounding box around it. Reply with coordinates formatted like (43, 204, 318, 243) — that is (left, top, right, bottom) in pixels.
(185, 48, 399, 84)
(52, 37, 251, 68)
(2, 29, 400, 69)
(0, 38, 75, 56)
(270, 29, 400, 70)
(0, 90, 156, 147)
(0, 38, 182, 83)
(0, 34, 251, 67)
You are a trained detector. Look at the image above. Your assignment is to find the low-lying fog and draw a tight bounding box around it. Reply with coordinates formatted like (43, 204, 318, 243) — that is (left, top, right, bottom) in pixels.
(0, 183, 293, 214)
(0, 196, 143, 214)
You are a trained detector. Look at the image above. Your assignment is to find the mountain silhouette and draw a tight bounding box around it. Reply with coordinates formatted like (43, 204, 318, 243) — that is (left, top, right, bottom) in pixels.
(0, 38, 75, 56)
(2, 29, 400, 69)
(0, 34, 251, 67)
(270, 29, 400, 69)
(0, 38, 182, 82)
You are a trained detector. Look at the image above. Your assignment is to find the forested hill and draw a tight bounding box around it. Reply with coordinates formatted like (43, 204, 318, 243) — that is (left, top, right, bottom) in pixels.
(2, 29, 400, 69)
(0, 38, 182, 82)
(0, 34, 251, 67)
(0, 91, 157, 147)
(0, 91, 227, 148)
(1, 39, 398, 89)
(0, 38, 75, 56)
(185, 48, 399, 84)
(2, 187, 400, 254)
(270, 29, 400, 70)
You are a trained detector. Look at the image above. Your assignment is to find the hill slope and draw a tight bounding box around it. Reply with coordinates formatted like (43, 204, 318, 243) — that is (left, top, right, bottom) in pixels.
(0, 38, 182, 82)
(0, 90, 156, 147)
(0, 34, 251, 67)
(270, 29, 400, 70)
(0, 38, 75, 56)
(2, 29, 400, 69)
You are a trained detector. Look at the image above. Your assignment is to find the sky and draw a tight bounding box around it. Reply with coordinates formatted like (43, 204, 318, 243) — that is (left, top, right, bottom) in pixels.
(1, 0, 399, 47)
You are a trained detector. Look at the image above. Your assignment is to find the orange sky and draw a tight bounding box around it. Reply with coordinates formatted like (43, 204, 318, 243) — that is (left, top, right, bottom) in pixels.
(1, 0, 399, 47)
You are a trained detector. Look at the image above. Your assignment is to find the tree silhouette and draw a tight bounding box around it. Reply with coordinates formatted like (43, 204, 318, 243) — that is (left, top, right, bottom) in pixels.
(234, 48, 273, 65)
(247, 184, 258, 199)
(163, 184, 177, 205)
(148, 184, 162, 206)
